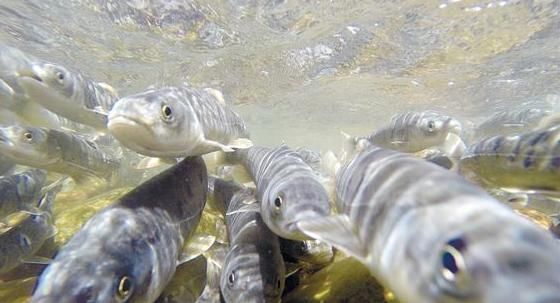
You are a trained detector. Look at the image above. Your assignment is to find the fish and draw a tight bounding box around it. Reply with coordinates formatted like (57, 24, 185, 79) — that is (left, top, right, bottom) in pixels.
(31, 156, 208, 303)
(0, 44, 63, 129)
(363, 110, 463, 153)
(298, 145, 560, 303)
(228, 145, 331, 240)
(0, 169, 47, 218)
(474, 108, 553, 141)
(459, 125, 560, 191)
(212, 178, 285, 303)
(0, 181, 60, 274)
(0, 125, 120, 182)
(17, 62, 118, 131)
(107, 85, 252, 158)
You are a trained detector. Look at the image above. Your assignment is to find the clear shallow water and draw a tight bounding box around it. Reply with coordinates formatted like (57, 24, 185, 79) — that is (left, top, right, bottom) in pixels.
(1, 0, 558, 150)
(0, 0, 559, 302)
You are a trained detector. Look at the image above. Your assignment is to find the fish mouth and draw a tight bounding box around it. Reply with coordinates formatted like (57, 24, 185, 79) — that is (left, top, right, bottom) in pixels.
(107, 114, 162, 154)
(17, 64, 46, 84)
(446, 119, 463, 136)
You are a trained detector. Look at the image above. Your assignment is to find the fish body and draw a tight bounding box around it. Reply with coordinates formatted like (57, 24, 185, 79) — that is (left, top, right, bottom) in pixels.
(18, 62, 118, 130)
(0, 154, 15, 176)
(108, 85, 251, 158)
(474, 108, 552, 141)
(0, 183, 59, 274)
(299, 146, 560, 303)
(31, 156, 208, 303)
(0, 125, 119, 181)
(0, 169, 47, 218)
(459, 126, 560, 191)
(366, 111, 463, 153)
(230, 145, 331, 240)
(213, 179, 285, 303)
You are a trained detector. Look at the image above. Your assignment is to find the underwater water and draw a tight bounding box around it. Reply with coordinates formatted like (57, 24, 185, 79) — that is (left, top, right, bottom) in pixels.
(0, 0, 559, 302)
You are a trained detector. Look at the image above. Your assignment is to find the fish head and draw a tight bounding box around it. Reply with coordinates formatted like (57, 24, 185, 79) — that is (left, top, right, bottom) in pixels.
(262, 177, 331, 240)
(220, 244, 284, 303)
(31, 244, 151, 303)
(425, 222, 560, 303)
(18, 62, 77, 102)
(108, 88, 197, 157)
(0, 126, 56, 167)
(410, 112, 463, 149)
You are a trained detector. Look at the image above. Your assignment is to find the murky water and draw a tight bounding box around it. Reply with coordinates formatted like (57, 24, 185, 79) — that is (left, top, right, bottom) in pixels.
(1, 0, 559, 302)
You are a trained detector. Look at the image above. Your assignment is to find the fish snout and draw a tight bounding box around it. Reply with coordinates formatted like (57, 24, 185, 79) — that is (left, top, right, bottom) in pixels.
(445, 118, 463, 136)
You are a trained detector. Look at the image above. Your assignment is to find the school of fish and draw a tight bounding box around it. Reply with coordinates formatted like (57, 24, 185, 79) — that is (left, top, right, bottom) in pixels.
(1, 22, 560, 303)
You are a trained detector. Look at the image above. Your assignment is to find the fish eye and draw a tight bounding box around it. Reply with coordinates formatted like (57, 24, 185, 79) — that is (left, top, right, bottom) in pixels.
(116, 276, 133, 301)
(55, 71, 65, 84)
(228, 271, 236, 287)
(274, 195, 283, 211)
(161, 104, 173, 121)
(427, 120, 436, 132)
(23, 132, 33, 141)
(440, 237, 469, 286)
(19, 234, 31, 252)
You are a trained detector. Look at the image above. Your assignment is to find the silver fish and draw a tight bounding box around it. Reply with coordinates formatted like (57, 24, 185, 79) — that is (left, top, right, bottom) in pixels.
(0, 183, 59, 274)
(229, 145, 331, 240)
(107, 85, 252, 158)
(364, 110, 463, 153)
(31, 156, 208, 303)
(299, 146, 560, 303)
(0, 169, 47, 218)
(0, 125, 119, 182)
(17, 61, 118, 131)
(474, 108, 552, 141)
(0, 44, 62, 129)
(459, 125, 560, 191)
(213, 178, 285, 303)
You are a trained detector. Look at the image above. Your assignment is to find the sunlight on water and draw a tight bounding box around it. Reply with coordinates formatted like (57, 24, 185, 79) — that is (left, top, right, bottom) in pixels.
(0, 0, 559, 301)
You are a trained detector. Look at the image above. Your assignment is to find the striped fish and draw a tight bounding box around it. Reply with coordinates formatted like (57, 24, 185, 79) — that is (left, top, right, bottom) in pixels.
(299, 146, 560, 303)
(18, 62, 118, 131)
(107, 85, 251, 158)
(474, 108, 552, 141)
(365, 110, 463, 153)
(31, 156, 208, 303)
(0, 125, 119, 182)
(213, 178, 285, 303)
(230, 145, 331, 240)
(459, 126, 560, 191)
(0, 169, 47, 218)
(0, 180, 60, 274)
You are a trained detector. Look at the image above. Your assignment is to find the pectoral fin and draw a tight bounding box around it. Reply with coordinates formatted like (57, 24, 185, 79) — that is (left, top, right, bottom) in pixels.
(21, 255, 53, 265)
(136, 157, 177, 169)
(297, 215, 368, 264)
(178, 234, 217, 265)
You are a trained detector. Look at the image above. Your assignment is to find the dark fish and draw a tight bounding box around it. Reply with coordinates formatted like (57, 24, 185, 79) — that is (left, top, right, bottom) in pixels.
(31, 156, 208, 303)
